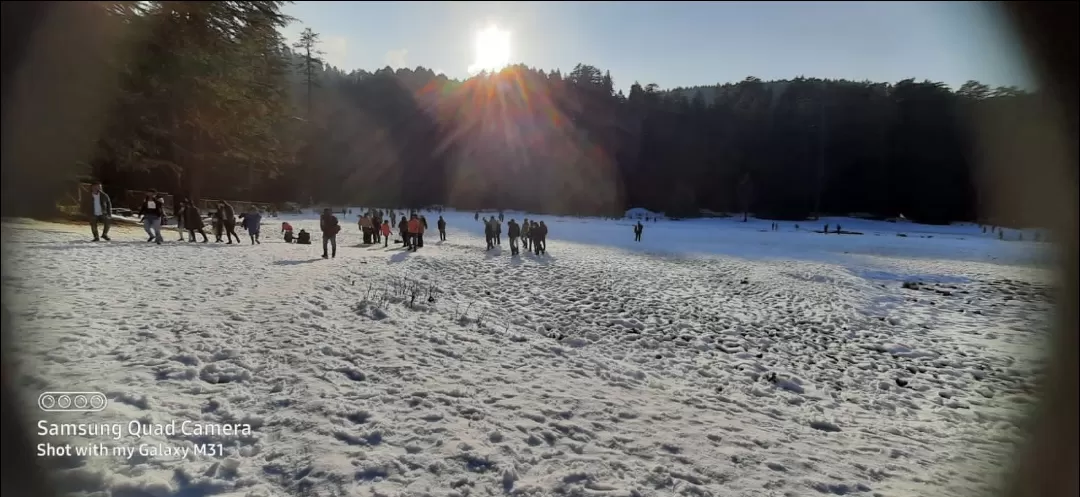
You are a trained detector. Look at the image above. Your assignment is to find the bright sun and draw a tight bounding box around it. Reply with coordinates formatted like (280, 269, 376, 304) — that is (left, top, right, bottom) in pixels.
(468, 25, 511, 74)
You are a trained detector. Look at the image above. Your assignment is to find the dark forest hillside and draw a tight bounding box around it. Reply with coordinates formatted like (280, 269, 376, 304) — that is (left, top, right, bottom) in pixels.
(8, 2, 1043, 224)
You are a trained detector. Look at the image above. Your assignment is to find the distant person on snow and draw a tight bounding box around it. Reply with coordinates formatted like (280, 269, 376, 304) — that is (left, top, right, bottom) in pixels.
(320, 208, 340, 259)
(296, 229, 311, 245)
(634, 221, 643, 242)
(211, 207, 224, 242)
(533, 221, 548, 255)
(85, 181, 112, 242)
(181, 199, 209, 243)
(521, 218, 531, 251)
(474, 212, 479, 221)
(416, 215, 427, 248)
(507, 219, 521, 256)
(381, 220, 391, 247)
(281, 221, 294, 243)
(172, 195, 185, 241)
(437, 215, 447, 241)
(407, 214, 422, 251)
(358, 215, 371, 244)
(218, 201, 241, 244)
(495, 218, 502, 245)
(245, 207, 262, 244)
(529, 221, 540, 255)
(138, 190, 165, 245)
(484, 217, 495, 250)
(397, 216, 409, 246)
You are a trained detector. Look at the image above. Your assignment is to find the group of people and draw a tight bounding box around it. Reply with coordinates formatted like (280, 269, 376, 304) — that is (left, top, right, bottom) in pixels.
(81, 183, 266, 245)
(279, 221, 312, 245)
(481, 215, 548, 256)
(81, 185, 546, 258)
(313, 208, 448, 259)
(175, 198, 263, 245)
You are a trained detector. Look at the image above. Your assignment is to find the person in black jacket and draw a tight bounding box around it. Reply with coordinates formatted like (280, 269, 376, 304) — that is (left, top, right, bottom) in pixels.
(320, 208, 340, 259)
(218, 201, 241, 244)
(437, 216, 447, 241)
(507, 219, 520, 256)
(398, 216, 409, 246)
(138, 190, 165, 244)
(634, 221, 643, 242)
(537, 220, 548, 255)
(529, 221, 544, 255)
(182, 199, 209, 242)
(84, 182, 112, 242)
(484, 217, 495, 250)
(521, 218, 530, 251)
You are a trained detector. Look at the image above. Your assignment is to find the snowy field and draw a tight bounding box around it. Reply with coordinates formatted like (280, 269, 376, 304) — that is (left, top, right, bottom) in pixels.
(1, 209, 1056, 497)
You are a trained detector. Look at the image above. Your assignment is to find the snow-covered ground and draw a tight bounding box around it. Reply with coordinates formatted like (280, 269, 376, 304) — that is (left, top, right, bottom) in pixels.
(1, 210, 1055, 497)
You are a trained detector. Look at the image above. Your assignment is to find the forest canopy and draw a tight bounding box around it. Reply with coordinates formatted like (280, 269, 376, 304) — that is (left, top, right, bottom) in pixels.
(9, 1, 1043, 224)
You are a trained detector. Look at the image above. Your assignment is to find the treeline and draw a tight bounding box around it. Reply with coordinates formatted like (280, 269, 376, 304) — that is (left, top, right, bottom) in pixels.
(13, 1, 1045, 223)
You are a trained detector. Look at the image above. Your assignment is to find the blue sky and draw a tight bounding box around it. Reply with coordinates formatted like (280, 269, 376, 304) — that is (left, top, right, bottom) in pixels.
(280, 1, 1035, 93)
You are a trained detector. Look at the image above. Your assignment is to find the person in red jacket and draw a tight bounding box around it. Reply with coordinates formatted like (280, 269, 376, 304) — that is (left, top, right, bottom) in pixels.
(380, 220, 391, 248)
(407, 214, 422, 252)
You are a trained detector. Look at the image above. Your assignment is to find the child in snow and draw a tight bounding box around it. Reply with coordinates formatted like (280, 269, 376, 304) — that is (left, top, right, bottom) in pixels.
(281, 221, 294, 243)
(381, 220, 391, 248)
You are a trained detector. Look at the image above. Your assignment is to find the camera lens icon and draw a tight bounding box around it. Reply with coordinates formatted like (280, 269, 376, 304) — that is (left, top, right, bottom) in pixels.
(39, 392, 108, 412)
(89, 394, 106, 409)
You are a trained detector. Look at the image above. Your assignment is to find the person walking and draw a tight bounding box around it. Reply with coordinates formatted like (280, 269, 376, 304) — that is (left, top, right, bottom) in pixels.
(529, 221, 540, 255)
(537, 220, 548, 255)
(495, 218, 502, 246)
(484, 217, 495, 250)
(381, 220, 391, 247)
(182, 199, 209, 242)
(219, 201, 241, 244)
(634, 221, 643, 242)
(320, 208, 340, 259)
(84, 181, 112, 242)
(138, 190, 165, 244)
(397, 216, 409, 246)
(245, 207, 262, 244)
(211, 206, 224, 242)
(521, 218, 530, 252)
(175, 204, 187, 241)
(437, 216, 447, 241)
(172, 195, 185, 241)
(507, 218, 521, 256)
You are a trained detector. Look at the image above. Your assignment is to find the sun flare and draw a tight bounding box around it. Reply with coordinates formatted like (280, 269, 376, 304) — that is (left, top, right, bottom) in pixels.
(467, 25, 511, 74)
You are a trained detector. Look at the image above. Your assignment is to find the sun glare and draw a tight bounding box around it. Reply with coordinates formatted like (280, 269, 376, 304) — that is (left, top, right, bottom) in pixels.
(468, 25, 511, 75)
